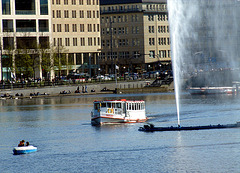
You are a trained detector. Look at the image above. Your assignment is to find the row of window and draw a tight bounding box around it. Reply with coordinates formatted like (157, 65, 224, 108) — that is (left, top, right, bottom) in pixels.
(53, 37, 100, 47)
(101, 37, 170, 48)
(2, 0, 48, 15)
(96, 102, 145, 111)
(1, 36, 49, 49)
(99, 50, 170, 60)
(53, 23, 100, 32)
(146, 4, 167, 11)
(149, 38, 171, 46)
(149, 26, 169, 34)
(101, 15, 139, 23)
(101, 3, 167, 14)
(53, 10, 99, 18)
(101, 4, 140, 13)
(148, 14, 168, 22)
(126, 102, 145, 111)
(2, 19, 49, 32)
(149, 50, 171, 58)
(53, 0, 99, 5)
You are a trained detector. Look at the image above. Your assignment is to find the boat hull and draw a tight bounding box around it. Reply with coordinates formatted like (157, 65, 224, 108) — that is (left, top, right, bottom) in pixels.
(188, 87, 234, 95)
(13, 146, 37, 155)
(91, 116, 147, 125)
(139, 122, 240, 132)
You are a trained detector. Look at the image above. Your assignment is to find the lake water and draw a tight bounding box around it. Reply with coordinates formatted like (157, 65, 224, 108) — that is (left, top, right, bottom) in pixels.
(1, 92, 240, 173)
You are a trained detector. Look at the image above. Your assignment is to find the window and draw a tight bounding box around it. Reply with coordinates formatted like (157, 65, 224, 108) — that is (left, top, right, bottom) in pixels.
(53, 24, 55, 32)
(57, 24, 62, 32)
(97, 24, 100, 32)
(15, 0, 35, 15)
(97, 11, 99, 18)
(65, 38, 70, 46)
(73, 38, 77, 46)
(56, 0, 60, 4)
(64, 0, 68, 5)
(148, 15, 154, 21)
(52, 10, 55, 18)
(94, 37, 96, 46)
(2, 0, 11, 15)
(3, 37, 14, 49)
(72, 24, 77, 32)
(87, 11, 91, 18)
(149, 51, 155, 58)
(64, 10, 69, 18)
(72, 10, 76, 18)
(16, 37, 37, 49)
(79, 10, 84, 18)
(87, 24, 92, 32)
(88, 37, 92, 46)
(39, 36, 49, 48)
(39, 20, 49, 32)
(16, 20, 36, 32)
(80, 38, 85, 46)
(40, 0, 48, 15)
(56, 10, 61, 18)
(149, 38, 155, 45)
(72, 0, 76, 5)
(2, 19, 13, 32)
(57, 38, 62, 46)
(65, 24, 69, 32)
(149, 26, 154, 33)
(79, 0, 83, 5)
(80, 24, 84, 32)
(87, 0, 91, 5)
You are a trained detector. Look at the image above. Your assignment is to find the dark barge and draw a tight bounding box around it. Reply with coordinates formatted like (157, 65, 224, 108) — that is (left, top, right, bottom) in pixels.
(138, 122, 240, 132)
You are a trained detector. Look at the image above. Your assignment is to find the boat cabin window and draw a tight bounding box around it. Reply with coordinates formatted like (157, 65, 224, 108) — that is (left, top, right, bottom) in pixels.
(112, 103, 116, 108)
(116, 103, 121, 108)
(94, 103, 100, 110)
(126, 102, 145, 110)
(101, 103, 106, 107)
(107, 103, 111, 108)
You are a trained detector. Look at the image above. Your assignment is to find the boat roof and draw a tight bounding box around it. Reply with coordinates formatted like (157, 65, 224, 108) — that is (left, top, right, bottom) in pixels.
(93, 99, 144, 103)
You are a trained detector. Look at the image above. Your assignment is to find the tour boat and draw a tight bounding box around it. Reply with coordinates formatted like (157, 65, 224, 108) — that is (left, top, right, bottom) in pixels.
(13, 145, 37, 155)
(91, 99, 147, 125)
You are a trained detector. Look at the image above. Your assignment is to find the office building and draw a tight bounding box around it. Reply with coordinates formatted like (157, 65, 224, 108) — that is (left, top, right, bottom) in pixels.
(100, 0, 171, 75)
(0, 0, 101, 81)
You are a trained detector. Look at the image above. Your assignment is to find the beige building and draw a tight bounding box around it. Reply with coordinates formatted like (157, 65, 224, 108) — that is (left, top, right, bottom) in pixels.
(100, 0, 171, 75)
(0, 0, 101, 81)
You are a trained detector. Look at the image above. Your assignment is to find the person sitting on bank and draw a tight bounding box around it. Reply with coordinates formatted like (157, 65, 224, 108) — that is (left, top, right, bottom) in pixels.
(91, 88, 95, 92)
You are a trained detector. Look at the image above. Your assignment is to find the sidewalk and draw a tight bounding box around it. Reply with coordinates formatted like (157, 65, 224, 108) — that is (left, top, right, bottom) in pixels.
(0, 80, 158, 98)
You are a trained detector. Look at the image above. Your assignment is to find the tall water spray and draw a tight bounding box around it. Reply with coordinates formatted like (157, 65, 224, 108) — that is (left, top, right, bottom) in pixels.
(168, 0, 240, 126)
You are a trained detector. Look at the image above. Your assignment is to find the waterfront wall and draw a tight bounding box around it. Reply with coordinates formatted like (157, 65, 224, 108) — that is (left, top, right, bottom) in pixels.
(0, 80, 172, 96)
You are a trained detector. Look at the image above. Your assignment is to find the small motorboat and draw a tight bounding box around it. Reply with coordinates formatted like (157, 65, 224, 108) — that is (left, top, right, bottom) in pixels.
(13, 145, 37, 155)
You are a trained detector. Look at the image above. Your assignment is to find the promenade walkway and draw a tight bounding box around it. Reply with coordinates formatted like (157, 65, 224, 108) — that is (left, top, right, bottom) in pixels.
(0, 79, 173, 99)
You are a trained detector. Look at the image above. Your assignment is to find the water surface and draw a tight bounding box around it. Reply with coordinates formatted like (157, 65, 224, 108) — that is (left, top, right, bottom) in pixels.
(1, 93, 240, 172)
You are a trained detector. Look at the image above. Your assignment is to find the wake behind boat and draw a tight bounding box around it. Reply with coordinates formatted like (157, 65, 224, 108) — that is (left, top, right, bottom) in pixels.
(91, 99, 147, 125)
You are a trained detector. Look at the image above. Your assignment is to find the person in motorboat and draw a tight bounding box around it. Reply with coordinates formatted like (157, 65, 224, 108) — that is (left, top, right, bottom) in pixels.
(18, 140, 25, 147)
(26, 142, 30, 146)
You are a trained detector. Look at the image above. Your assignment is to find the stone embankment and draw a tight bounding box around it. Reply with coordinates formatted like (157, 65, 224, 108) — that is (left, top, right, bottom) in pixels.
(0, 80, 174, 99)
